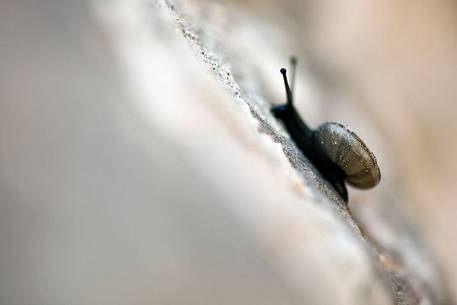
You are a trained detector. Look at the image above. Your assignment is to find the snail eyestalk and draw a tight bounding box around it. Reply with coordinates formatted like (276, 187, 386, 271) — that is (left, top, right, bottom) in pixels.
(290, 56, 297, 97)
(280, 68, 293, 106)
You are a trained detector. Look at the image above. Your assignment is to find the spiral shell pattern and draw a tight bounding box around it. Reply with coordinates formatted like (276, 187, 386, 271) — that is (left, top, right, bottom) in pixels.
(314, 122, 381, 189)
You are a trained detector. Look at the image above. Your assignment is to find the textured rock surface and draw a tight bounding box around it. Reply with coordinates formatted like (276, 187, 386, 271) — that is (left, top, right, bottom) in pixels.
(0, 0, 453, 304)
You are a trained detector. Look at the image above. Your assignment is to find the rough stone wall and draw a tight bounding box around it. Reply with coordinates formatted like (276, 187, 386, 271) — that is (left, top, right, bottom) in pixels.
(0, 0, 453, 305)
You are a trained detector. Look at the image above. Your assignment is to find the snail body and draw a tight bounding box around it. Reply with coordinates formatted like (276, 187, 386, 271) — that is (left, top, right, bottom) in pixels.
(272, 59, 380, 201)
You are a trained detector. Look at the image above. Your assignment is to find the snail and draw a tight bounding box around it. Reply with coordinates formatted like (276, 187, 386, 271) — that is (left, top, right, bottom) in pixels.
(271, 57, 381, 201)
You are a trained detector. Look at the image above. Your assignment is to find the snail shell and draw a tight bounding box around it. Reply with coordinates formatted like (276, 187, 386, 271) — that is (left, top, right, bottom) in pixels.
(313, 122, 381, 189)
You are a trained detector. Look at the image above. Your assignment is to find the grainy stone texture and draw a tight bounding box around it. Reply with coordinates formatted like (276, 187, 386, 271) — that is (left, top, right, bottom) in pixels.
(0, 0, 453, 305)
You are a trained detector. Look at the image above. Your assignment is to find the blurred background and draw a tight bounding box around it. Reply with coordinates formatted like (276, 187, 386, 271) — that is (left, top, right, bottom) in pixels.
(1, 0, 456, 304)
